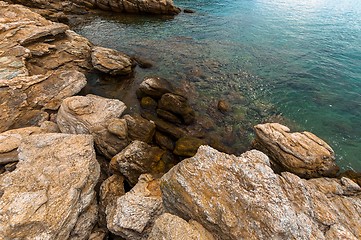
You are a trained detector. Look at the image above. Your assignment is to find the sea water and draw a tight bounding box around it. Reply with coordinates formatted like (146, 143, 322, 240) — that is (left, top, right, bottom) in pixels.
(73, 0, 361, 171)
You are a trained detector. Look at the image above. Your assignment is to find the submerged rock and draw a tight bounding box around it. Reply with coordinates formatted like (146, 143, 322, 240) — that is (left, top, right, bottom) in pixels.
(91, 46, 134, 75)
(173, 136, 206, 157)
(253, 123, 339, 178)
(107, 174, 164, 240)
(158, 93, 195, 125)
(148, 213, 215, 240)
(139, 77, 174, 99)
(57, 94, 128, 158)
(161, 146, 361, 239)
(0, 133, 100, 239)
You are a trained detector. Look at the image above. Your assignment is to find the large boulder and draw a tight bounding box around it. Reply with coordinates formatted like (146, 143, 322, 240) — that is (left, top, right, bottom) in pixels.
(107, 174, 164, 240)
(161, 146, 361, 240)
(253, 123, 339, 178)
(148, 213, 215, 240)
(91, 46, 134, 75)
(110, 140, 166, 185)
(0, 133, 100, 239)
(57, 94, 128, 158)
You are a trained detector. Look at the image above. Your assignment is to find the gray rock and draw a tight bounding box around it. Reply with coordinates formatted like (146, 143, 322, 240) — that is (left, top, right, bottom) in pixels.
(107, 174, 164, 240)
(0, 133, 100, 239)
(57, 94, 128, 159)
(91, 46, 134, 75)
(253, 123, 339, 178)
(161, 146, 361, 240)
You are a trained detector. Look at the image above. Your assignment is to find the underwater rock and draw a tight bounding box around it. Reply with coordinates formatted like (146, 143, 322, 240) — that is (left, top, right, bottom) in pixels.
(158, 93, 195, 125)
(173, 136, 206, 157)
(139, 77, 174, 99)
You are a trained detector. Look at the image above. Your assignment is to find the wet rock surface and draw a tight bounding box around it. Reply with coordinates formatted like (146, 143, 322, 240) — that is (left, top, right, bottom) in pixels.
(253, 123, 339, 178)
(161, 146, 361, 240)
(0, 133, 100, 239)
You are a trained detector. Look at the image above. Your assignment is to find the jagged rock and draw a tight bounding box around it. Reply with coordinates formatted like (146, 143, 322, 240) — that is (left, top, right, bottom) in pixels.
(99, 174, 125, 227)
(154, 131, 174, 151)
(0, 70, 87, 132)
(148, 213, 215, 240)
(91, 46, 134, 75)
(161, 146, 361, 240)
(123, 114, 156, 143)
(253, 123, 339, 178)
(57, 94, 128, 159)
(158, 93, 195, 124)
(109, 140, 166, 185)
(0, 133, 100, 239)
(0, 126, 55, 165)
(107, 174, 164, 240)
(139, 77, 174, 99)
(173, 136, 206, 157)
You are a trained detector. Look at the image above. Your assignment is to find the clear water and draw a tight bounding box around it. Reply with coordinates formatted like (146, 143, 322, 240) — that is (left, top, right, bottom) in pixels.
(73, 0, 361, 171)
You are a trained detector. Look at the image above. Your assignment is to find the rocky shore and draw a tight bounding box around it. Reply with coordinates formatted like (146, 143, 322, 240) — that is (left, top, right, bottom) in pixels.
(1, 1, 361, 239)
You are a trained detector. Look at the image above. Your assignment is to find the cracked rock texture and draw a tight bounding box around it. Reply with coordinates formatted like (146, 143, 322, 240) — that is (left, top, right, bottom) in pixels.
(253, 123, 339, 178)
(57, 94, 128, 159)
(0, 133, 100, 240)
(148, 213, 215, 240)
(107, 174, 164, 240)
(161, 146, 361, 240)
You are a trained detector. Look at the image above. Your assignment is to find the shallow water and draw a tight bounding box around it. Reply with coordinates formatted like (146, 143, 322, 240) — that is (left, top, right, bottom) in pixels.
(73, 0, 361, 170)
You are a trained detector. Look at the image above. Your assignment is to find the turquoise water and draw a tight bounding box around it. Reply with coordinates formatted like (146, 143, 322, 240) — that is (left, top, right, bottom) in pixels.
(73, 0, 361, 170)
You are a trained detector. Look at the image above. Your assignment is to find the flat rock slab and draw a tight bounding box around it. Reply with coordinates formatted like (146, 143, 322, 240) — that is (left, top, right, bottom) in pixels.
(0, 133, 100, 239)
(91, 46, 134, 75)
(253, 123, 339, 178)
(161, 146, 361, 240)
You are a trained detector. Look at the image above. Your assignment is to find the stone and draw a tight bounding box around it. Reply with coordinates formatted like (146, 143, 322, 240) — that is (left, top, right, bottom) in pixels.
(123, 114, 156, 143)
(0, 70, 87, 132)
(339, 170, 361, 186)
(107, 118, 128, 139)
(173, 136, 206, 157)
(57, 94, 128, 159)
(183, 8, 195, 13)
(0, 126, 54, 165)
(217, 99, 230, 113)
(0, 133, 100, 239)
(158, 93, 195, 124)
(140, 96, 158, 110)
(99, 174, 125, 227)
(91, 46, 134, 75)
(147, 213, 215, 240)
(107, 174, 164, 240)
(253, 123, 339, 178)
(88, 229, 108, 240)
(139, 77, 174, 99)
(110, 140, 166, 185)
(155, 131, 174, 151)
(132, 56, 154, 68)
(161, 146, 361, 240)
(157, 109, 182, 124)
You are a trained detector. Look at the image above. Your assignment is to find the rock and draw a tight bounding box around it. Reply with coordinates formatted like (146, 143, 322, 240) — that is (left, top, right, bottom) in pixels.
(339, 170, 361, 187)
(158, 93, 195, 124)
(139, 77, 174, 99)
(183, 8, 195, 13)
(217, 99, 230, 113)
(0, 133, 100, 239)
(109, 140, 166, 186)
(57, 94, 128, 159)
(91, 46, 134, 75)
(140, 97, 158, 110)
(107, 118, 128, 139)
(253, 123, 339, 178)
(107, 174, 164, 240)
(88, 229, 108, 240)
(123, 114, 156, 143)
(99, 174, 125, 227)
(173, 136, 206, 157)
(0, 126, 54, 165)
(155, 131, 175, 151)
(147, 213, 215, 240)
(161, 146, 361, 239)
(0, 70, 87, 132)
(132, 56, 154, 68)
(157, 109, 182, 124)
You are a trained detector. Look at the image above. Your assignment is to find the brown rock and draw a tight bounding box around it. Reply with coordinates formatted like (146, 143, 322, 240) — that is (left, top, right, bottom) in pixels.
(173, 136, 206, 157)
(253, 123, 339, 178)
(157, 109, 182, 124)
(161, 146, 361, 240)
(140, 96, 158, 110)
(155, 131, 175, 151)
(91, 46, 134, 75)
(158, 93, 195, 124)
(217, 99, 230, 113)
(139, 77, 173, 99)
(123, 114, 156, 143)
(110, 140, 166, 186)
